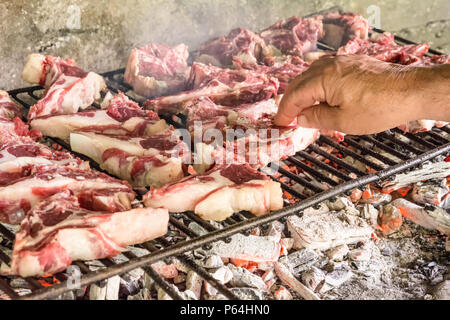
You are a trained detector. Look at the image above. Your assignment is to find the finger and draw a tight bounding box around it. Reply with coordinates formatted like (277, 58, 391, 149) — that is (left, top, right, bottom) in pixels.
(297, 103, 342, 131)
(274, 75, 325, 126)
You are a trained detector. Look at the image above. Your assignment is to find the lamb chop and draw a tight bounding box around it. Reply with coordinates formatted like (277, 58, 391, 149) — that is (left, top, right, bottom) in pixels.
(0, 165, 135, 225)
(143, 62, 279, 115)
(124, 43, 190, 98)
(259, 16, 324, 57)
(22, 54, 106, 120)
(194, 27, 268, 68)
(321, 12, 369, 48)
(30, 92, 168, 142)
(69, 130, 189, 187)
(180, 97, 319, 170)
(0, 116, 42, 144)
(0, 90, 21, 119)
(0, 137, 88, 186)
(143, 163, 283, 221)
(7, 191, 168, 277)
(235, 55, 311, 94)
(337, 32, 430, 65)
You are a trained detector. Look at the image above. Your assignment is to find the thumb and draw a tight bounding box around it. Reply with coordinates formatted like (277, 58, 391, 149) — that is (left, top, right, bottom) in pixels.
(297, 103, 342, 131)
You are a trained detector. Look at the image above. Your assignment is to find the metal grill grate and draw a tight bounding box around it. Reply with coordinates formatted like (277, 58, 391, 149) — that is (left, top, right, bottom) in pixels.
(1, 25, 450, 300)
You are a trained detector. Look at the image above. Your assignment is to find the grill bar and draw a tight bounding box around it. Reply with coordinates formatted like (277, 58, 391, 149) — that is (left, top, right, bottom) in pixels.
(14, 141, 450, 300)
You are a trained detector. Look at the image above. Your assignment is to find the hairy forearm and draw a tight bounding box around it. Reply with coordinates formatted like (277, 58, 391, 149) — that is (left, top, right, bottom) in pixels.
(413, 64, 450, 121)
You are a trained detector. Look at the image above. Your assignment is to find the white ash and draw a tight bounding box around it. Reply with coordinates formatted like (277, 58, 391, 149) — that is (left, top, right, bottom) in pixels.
(301, 267, 326, 291)
(327, 244, 349, 262)
(188, 222, 209, 236)
(287, 209, 373, 251)
(411, 179, 449, 209)
(433, 280, 450, 300)
(359, 204, 379, 228)
(89, 276, 121, 300)
(274, 262, 320, 300)
(185, 270, 203, 299)
(207, 233, 280, 262)
(382, 161, 450, 193)
(274, 286, 293, 300)
(319, 266, 354, 293)
(127, 288, 152, 300)
(227, 264, 267, 290)
(209, 266, 233, 285)
(200, 255, 224, 269)
(204, 280, 218, 296)
(231, 287, 265, 300)
(278, 249, 326, 277)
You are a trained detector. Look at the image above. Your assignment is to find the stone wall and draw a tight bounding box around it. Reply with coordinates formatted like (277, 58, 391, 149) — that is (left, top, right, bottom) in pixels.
(0, 0, 449, 90)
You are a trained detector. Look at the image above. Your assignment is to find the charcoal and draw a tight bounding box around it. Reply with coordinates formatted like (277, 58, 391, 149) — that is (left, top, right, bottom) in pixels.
(274, 286, 293, 300)
(228, 264, 266, 290)
(208, 233, 280, 262)
(360, 204, 379, 227)
(274, 262, 320, 300)
(173, 273, 187, 284)
(279, 249, 318, 272)
(327, 244, 349, 261)
(287, 210, 373, 251)
(433, 280, 450, 300)
(209, 266, 233, 284)
(382, 162, 450, 193)
(348, 248, 372, 261)
(231, 287, 265, 300)
(185, 271, 203, 299)
(301, 267, 326, 291)
(323, 268, 353, 289)
(127, 288, 152, 300)
(201, 255, 224, 268)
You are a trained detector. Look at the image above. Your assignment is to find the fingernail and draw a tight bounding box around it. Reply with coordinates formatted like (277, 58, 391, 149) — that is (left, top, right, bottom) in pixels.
(298, 115, 308, 127)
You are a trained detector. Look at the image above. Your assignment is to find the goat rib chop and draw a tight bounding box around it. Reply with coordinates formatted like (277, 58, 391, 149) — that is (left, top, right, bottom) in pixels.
(30, 92, 167, 142)
(143, 62, 279, 114)
(124, 43, 190, 98)
(22, 54, 106, 120)
(7, 191, 168, 277)
(143, 163, 283, 221)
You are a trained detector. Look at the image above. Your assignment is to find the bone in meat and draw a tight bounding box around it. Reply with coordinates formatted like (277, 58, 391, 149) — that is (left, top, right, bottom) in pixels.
(22, 54, 106, 119)
(31, 92, 167, 141)
(124, 43, 190, 98)
(7, 191, 168, 277)
(143, 164, 283, 221)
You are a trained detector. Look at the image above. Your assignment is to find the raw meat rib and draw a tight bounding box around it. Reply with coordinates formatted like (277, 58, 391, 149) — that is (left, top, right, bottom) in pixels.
(0, 117, 42, 144)
(337, 32, 430, 65)
(143, 62, 279, 115)
(8, 191, 168, 277)
(321, 12, 369, 48)
(222, 116, 320, 169)
(0, 138, 87, 186)
(195, 27, 268, 67)
(0, 165, 135, 225)
(70, 130, 189, 187)
(30, 92, 167, 141)
(22, 54, 106, 120)
(259, 16, 324, 57)
(0, 91, 21, 119)
(181, 97, 319, 169)
(236, 55, 310, 94)
(124, 43, 190, 97)
(143, 164, 283, 221)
